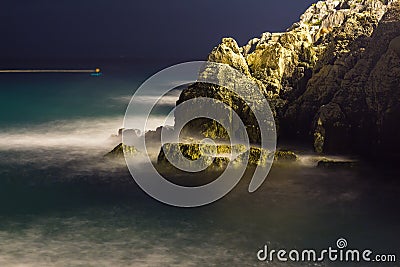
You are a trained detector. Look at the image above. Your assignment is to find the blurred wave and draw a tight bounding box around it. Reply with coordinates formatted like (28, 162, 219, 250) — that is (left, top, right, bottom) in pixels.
(0, 115, 172, 151)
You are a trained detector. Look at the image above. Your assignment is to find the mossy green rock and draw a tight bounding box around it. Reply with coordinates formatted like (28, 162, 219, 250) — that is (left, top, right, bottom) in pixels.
(158, 143, 274, 168)
(157, 143, 234, 170)
(233, 147, 274, 166)
(274, 150, 299, 161)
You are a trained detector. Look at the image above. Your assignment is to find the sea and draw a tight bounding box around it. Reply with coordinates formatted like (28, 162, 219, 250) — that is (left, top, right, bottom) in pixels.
(0, 59, 399, 266)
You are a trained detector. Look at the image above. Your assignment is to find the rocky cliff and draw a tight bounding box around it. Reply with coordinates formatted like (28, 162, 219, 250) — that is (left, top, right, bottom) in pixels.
(177, 0, 400, 160)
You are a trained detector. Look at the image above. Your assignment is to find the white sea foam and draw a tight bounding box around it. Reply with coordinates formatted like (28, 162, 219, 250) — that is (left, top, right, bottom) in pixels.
(111, 88, 181, 106)
(0, 115, 171, 151)
(0, 117, 122, 150)
(112, 94, 179, 106)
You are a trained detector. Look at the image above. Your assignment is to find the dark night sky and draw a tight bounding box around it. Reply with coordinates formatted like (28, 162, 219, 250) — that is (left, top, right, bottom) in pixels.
(0, 0, 315, 61)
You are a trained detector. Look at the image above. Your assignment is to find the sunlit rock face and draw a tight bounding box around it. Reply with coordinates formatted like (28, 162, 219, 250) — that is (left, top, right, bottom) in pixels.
(176, 0, 400, 160)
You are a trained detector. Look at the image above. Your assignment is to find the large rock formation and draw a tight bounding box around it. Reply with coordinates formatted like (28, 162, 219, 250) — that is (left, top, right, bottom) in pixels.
(176, 0, 400, 160)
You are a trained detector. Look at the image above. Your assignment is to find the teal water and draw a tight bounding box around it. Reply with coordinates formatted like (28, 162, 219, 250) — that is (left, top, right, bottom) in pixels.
(0, 61, 399, 266)
(0, 62, 152, 128)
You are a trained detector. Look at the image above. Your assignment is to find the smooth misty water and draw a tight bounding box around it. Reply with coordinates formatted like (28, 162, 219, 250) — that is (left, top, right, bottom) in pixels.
(0, 61, 399, 266)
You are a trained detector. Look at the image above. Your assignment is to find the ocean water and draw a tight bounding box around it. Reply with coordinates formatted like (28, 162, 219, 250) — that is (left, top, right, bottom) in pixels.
(0, 61, 400, 266)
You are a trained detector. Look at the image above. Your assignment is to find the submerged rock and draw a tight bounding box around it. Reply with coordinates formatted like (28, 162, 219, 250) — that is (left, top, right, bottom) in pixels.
(317, 158, 358, 168)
